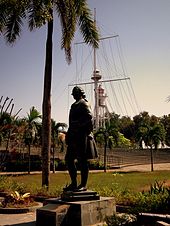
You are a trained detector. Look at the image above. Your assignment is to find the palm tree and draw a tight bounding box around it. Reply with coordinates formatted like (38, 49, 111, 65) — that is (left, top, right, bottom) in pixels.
(136, 123, 165, 171)
(24, 106, 41, 174)
(94, 123, 120, 172)
(0, 0, 99, 188)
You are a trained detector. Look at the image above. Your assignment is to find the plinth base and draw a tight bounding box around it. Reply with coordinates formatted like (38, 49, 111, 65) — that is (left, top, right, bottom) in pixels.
(36, 196, 116, 226)
(61, 190, 100, 201)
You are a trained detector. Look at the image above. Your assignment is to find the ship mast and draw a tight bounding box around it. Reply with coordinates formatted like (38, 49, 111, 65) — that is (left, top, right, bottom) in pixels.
(91, 8, 101, 129)
(69, 9, 130, 130)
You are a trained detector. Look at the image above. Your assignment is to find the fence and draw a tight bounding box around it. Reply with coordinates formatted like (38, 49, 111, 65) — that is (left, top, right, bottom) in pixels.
(1, 147, 170, 171)
(98, 148, 170, 169)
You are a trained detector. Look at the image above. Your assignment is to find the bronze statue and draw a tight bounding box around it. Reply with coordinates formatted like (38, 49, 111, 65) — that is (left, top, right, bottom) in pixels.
(64, 86, 98, 192)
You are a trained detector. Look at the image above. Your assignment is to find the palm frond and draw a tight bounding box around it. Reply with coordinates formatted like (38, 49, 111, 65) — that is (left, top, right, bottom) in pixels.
(0, 0, 27, 43)
(28, 0, 52, 31)
(55, 0, 76, 63)
(55, 0, 99, 64)
(0, 0, 14, 33)
(75, 0, 99, 48)
(5, 13, 23, 43)
(0, 1, 7, 32)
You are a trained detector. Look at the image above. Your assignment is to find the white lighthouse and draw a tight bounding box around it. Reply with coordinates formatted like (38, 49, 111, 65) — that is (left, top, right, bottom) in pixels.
(91, 68, 109, 129)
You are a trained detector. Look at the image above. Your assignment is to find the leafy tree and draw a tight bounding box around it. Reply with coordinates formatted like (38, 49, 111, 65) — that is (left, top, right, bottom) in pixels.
(0, 0, 99, 188)
(119, 116, 135, 145)
(134, 112, 165, 150)
(116, 132, 131, 148)
(0, 96, 14, 146)
(146, 124, 165, 172)
(135, 115, 166, 171)
(144, 124, 165, 150)
(134, 112, 152, 149)
(160, 114, 170, 147)
(0, 112, 12, 141)
(107, 112, 121, 129)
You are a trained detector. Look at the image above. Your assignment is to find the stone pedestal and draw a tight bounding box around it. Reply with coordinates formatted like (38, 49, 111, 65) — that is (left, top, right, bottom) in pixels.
(36, 196, 116, 226)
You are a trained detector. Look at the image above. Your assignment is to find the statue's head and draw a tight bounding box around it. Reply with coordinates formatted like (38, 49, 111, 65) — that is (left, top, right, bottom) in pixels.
(71, 86, 86, 100)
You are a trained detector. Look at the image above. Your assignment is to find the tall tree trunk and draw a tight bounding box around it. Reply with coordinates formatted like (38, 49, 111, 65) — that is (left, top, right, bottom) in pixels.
(52, 145, 55, 173)
(150, 146, 154, 172)
(41, 18, 53, 189)
(28, 144, 31, 174)
(104, 133, 107, 173)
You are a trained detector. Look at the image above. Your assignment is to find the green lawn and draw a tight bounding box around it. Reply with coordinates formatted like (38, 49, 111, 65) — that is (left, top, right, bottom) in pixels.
(1, 170, 170, 209)
(6, 170, 170, 195)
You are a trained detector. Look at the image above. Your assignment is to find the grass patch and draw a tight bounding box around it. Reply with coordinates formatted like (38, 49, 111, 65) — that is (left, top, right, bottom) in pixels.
(1, 170, 170, 212)
(2, 170, 170, 194)
(88, 171, 170, 192)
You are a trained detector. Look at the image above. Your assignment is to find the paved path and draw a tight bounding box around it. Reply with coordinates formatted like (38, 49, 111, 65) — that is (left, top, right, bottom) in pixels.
(1, 163, 170, 225)
(0, 212, 36, 226)
(114, 162, 170, 172)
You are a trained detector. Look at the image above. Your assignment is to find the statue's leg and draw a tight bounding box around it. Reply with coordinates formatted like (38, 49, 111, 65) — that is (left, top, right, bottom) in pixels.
(78, 157, 89, 190)
(64, 152, 77, 191)
(67, 158, 77, 187)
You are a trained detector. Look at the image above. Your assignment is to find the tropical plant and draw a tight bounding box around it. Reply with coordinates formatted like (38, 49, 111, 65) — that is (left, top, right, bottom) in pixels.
(136, 122, 166, 171)
(0, 0, 99, 189)
(0, 112, 12, 145)
(0, 97, 14, 146)
(0, 96, 24, 153)
(10, 191, 30, 200)
(1, 191, 35, 208)
(23, 106, 41, 174)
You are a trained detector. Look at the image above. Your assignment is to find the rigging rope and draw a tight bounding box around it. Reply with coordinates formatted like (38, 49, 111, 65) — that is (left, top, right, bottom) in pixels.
(72, 32, 141, 118)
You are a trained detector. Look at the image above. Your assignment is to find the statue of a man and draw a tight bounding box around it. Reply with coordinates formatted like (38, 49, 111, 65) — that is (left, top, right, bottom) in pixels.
(64, 86, 97, 192)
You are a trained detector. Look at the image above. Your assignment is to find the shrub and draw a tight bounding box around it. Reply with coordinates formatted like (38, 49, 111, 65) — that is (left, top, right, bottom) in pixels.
(0, 176, 27, 193)
(106, 213, 137, 226)
(88, 159, 104, 169)
(124, 181, 170, 214)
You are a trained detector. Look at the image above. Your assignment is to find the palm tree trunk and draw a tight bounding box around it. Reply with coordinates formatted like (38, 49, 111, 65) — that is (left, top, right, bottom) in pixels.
(150, 146, 154, 172)
(104, 133, 107, 173)
(52, 145, 55, 173)
(28, 144, 31, 174)
(41, 17, 53, 189)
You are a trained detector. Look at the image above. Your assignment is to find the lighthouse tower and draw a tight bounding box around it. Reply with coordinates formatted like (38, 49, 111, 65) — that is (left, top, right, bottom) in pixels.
(91, 69, 109, 129)
(98, 84, 110, 128)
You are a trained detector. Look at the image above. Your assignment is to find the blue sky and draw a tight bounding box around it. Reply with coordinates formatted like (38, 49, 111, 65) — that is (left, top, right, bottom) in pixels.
(1, 0, 170, 124)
